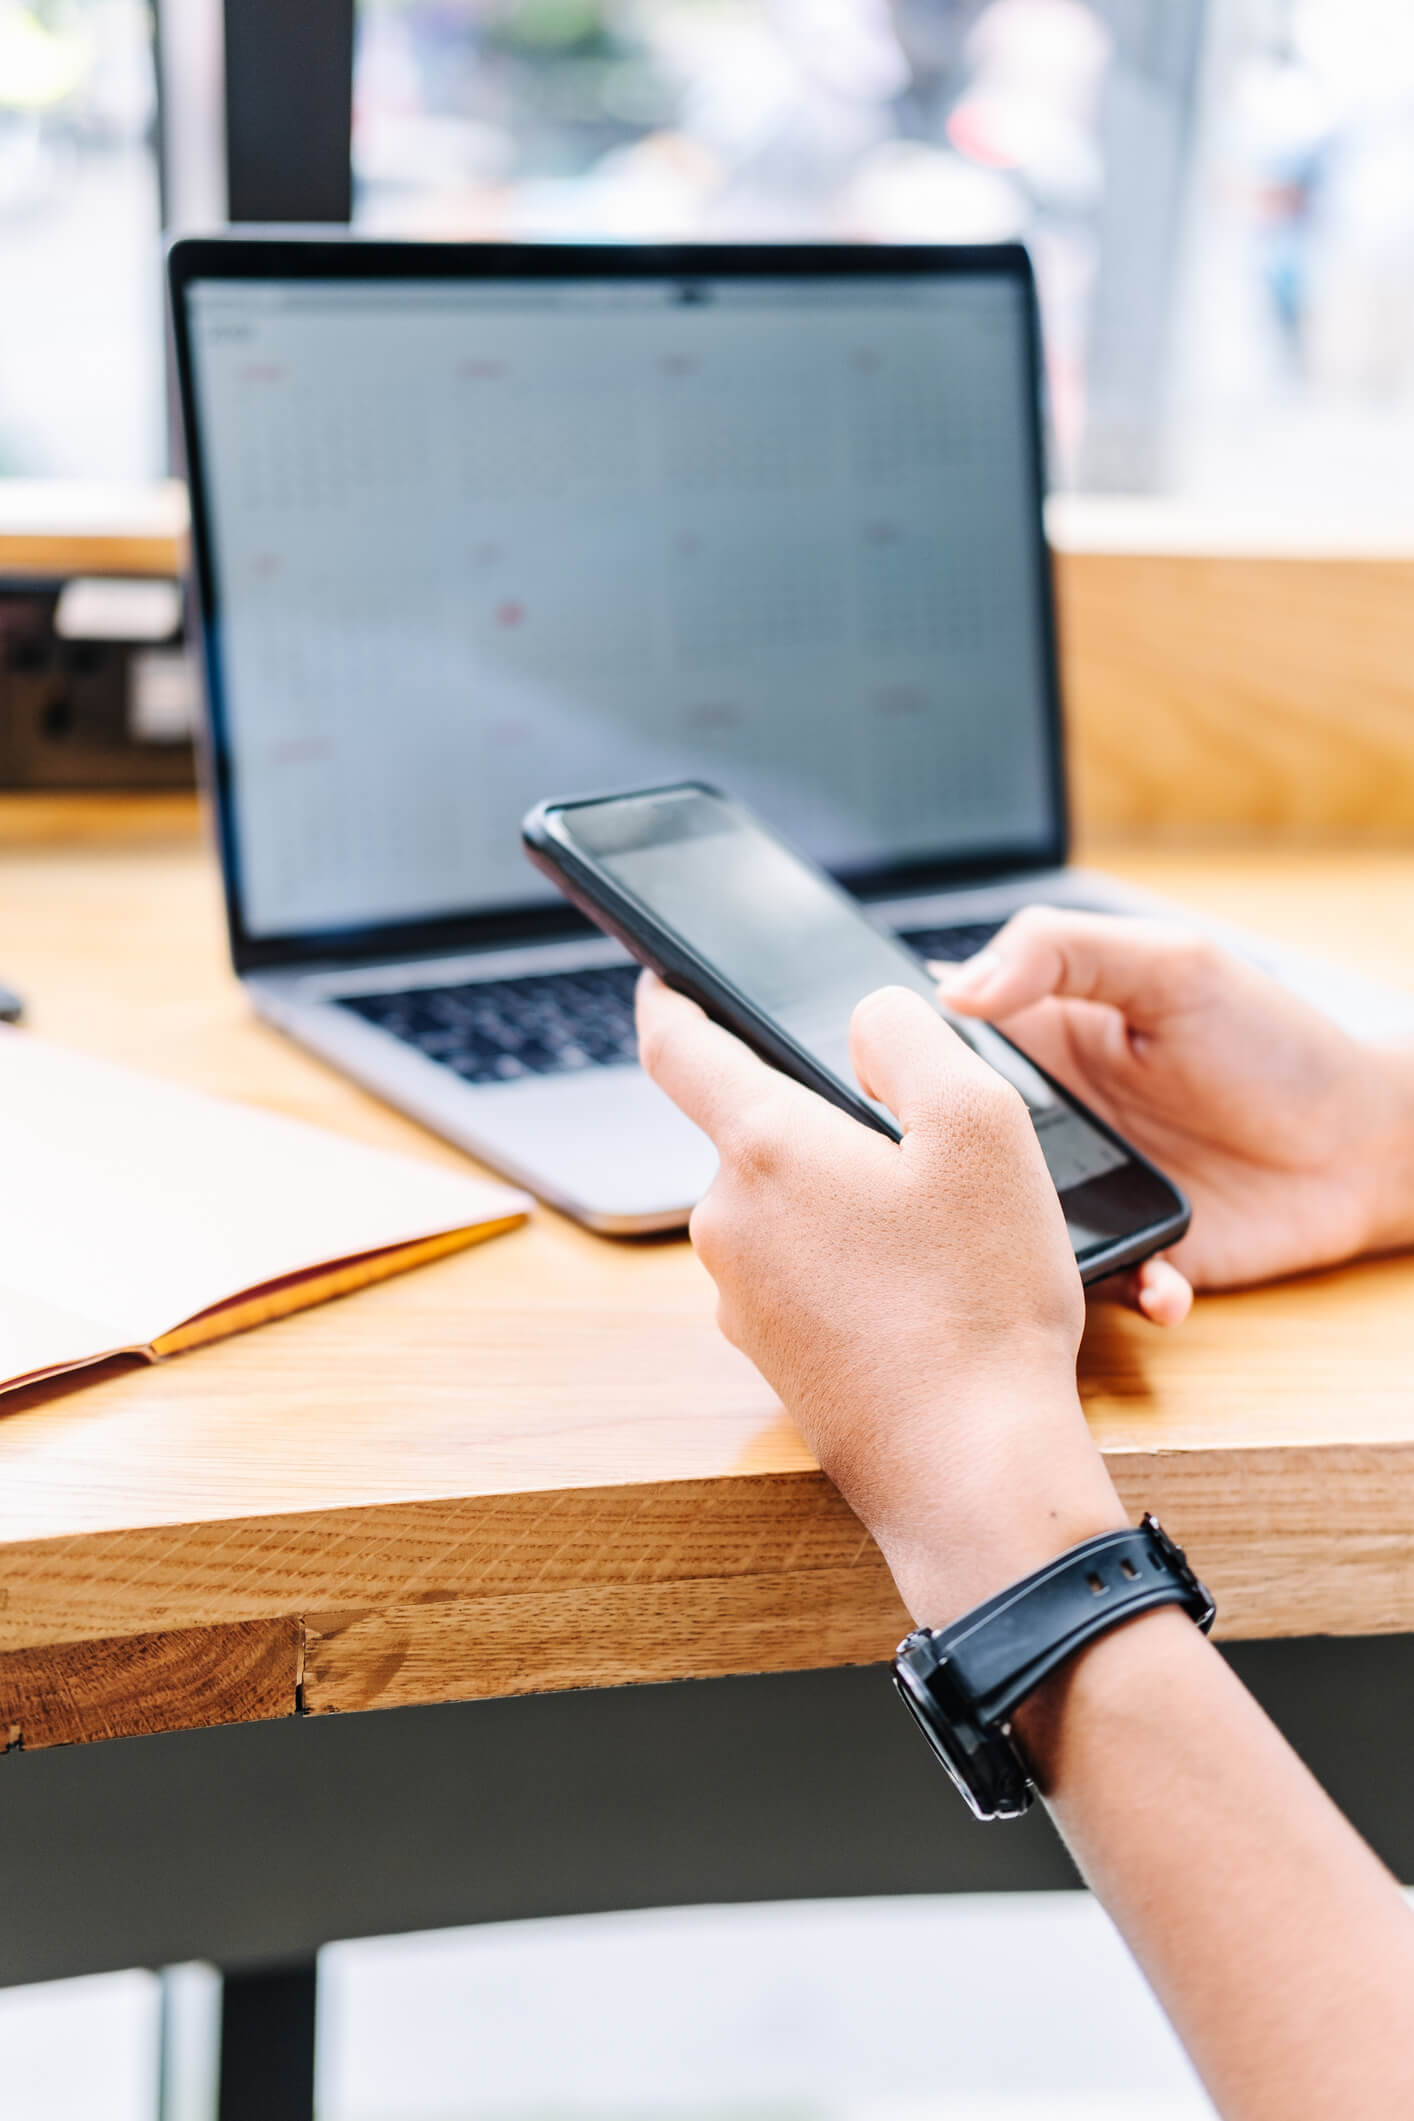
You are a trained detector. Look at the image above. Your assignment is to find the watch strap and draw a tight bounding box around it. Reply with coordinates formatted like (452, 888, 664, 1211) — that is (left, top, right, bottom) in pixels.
(935, 1514, 1215, 1728)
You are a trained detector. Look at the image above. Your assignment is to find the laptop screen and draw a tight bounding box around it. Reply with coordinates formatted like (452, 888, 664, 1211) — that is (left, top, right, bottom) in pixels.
(180, 255, 1060, 950)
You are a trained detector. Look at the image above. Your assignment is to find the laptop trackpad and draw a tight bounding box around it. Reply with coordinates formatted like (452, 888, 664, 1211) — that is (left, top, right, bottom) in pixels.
(473, 1065, 719, 1229)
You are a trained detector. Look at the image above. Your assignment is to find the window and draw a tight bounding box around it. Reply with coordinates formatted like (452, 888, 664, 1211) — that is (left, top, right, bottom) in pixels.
(352, 0, 1197, 489)
(0, 0, 164, 480)
(4, 0, 1413, 508)
(1170, 0, 1414, 518)
(352, 0, 1414, 507)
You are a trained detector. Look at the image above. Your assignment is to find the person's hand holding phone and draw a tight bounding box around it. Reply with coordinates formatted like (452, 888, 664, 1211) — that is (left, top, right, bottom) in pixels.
(937, 910, 1414, 1312)
(636, 971, 1127, 1629)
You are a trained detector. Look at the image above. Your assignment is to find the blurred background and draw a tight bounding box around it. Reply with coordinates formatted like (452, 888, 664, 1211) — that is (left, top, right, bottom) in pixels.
(3, 1895, 1217, 2119)
(4, 0, 1414, 512)
(2, 6, 1412, 2116)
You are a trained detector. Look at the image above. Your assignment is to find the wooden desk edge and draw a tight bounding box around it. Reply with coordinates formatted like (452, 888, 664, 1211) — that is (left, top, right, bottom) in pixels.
(5, 1437, 1414, 1749)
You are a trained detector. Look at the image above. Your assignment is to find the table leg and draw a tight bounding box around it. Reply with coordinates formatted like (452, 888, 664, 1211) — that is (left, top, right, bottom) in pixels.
(215, 1964, 317, 2121)
(158, 1961, 317, 2121)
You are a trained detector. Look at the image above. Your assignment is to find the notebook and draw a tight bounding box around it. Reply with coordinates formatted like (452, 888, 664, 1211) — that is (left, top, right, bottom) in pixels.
(0, 1028, 532, 1398)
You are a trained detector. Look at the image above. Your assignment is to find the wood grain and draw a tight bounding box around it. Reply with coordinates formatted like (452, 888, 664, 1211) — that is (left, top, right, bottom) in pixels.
(0, 1477, 879, 1652)
(304, 1564, 912, 1715)
(0, 1616, 299, 1750)
(0, 803, 1413, 1741)
(300, 1440, 1414, 1717)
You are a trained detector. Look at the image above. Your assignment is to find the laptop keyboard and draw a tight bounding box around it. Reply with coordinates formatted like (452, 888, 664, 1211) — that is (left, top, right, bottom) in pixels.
(340, 965, 644, 1086)
(898, 919, 1004, 965)
(337, 920, 1003, 1087)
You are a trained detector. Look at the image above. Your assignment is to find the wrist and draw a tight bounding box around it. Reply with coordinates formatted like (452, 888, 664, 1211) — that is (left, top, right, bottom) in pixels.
(1360, 1045, 1414, 1256)
(872, 1380, 1128, 1631)
(1010, 1600, 1206, 1795)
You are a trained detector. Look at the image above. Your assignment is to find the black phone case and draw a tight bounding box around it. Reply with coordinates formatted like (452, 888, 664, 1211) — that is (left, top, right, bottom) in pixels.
(523, 789, 1190, 1284)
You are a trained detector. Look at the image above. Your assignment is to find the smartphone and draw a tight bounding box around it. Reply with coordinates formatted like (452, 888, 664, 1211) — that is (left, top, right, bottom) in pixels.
(523, 782, 1189, 1283)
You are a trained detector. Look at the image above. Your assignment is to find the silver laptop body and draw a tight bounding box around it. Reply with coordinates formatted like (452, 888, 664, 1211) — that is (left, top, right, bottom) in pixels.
(170, 238, 1414, 1233)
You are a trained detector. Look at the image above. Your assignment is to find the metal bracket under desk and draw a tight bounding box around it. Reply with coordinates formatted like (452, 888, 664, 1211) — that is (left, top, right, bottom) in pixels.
(4, 1644, 1414, 2116)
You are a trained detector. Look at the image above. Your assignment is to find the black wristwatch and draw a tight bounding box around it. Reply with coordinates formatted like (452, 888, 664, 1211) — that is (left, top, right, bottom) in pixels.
(892, 1515, 1215, 1822)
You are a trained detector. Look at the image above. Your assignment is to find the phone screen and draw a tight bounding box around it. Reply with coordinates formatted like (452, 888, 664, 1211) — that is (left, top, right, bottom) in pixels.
(540, 785, 1185, 1269)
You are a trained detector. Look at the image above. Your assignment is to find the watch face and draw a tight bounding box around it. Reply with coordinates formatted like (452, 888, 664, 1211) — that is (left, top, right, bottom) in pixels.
(891, 1659, 1033, 1822)
(891, 1666, 996, 1820)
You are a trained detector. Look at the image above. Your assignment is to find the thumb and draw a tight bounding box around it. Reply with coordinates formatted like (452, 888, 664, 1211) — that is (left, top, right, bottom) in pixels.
(1133, 1254, 1195, 1326)
(849, 985, 993, 1135)
(935, 908, 1218, 1034)
(1092, 1254, 1194, 1327)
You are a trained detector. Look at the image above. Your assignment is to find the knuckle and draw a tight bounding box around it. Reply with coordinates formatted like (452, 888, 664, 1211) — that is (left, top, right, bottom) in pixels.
(687, 1189, 725, 1267)
(713, 1290, 750, 1355)
(1163, 931, 1223, 1000)
(946, 1067, 1029, 1148)
(976, 1068, 1030, 1136)
(717, 1093, 785, 1180)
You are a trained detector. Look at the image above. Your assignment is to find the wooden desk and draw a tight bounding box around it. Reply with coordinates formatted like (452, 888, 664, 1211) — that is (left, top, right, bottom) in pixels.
(3, 798, 1413, 1756)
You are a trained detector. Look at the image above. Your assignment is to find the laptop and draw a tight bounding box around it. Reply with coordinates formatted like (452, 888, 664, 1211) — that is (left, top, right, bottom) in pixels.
(168, 237, 1414, 1233)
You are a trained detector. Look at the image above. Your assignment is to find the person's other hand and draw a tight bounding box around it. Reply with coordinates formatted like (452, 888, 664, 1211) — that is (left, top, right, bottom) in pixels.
(636, 971, 1127, 1626)
(937, 910, 1414, 1320)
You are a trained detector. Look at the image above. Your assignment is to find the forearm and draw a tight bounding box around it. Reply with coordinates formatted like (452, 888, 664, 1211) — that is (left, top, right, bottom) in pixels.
(1014, 1609, 1414, 2119)
(638, 948, 1414, 2115)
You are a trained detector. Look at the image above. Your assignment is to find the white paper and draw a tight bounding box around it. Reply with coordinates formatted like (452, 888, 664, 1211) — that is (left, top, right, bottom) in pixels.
(0, 1029, 531, 1389)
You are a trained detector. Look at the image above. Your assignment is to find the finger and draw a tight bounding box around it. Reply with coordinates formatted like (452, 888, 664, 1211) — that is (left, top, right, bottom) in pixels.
(929, 970, 1134, 1108)
(849, 984, 993, 1134)
(1134, 1255, 1194, 1325)
(934, 909, 1220, 1033)
(635, 970, 804, 1144)
(1088, 1254, 1193, 1326)
(990, 995, 1138, 1114)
